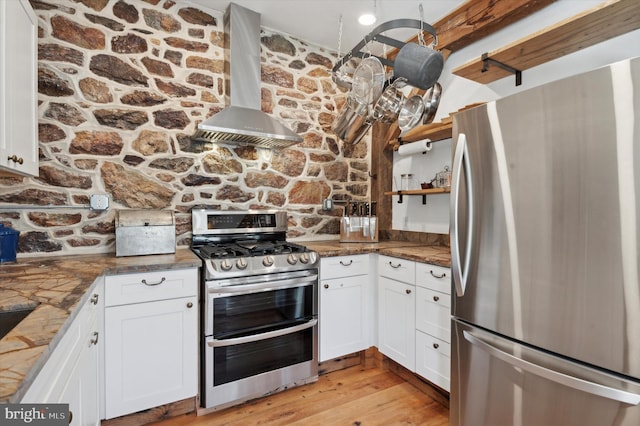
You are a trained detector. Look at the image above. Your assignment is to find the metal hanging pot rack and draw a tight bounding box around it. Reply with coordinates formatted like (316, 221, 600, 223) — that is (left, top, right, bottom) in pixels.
(331, 18, 438, 88)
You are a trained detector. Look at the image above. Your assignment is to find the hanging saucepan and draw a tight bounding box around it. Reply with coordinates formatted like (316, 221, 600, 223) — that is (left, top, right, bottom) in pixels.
(371, 78, 407, 124)
(393, 42, 444, 90)
(422, 82, 442, 125)
(333, 93, 365, 139)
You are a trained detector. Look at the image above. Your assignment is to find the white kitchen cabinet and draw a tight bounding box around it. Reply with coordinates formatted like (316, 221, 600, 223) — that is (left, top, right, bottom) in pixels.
(319, 254, 372, 362)
(103, 268, 198, 420)
(415, 262, 451, 391)
(0, 0, 38, 177)
(378, 255, 416, 371)
(22, 277, 104, 426)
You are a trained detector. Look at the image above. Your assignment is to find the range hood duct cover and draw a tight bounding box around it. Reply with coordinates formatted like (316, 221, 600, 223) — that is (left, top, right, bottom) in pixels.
(192, 3, 303, 149)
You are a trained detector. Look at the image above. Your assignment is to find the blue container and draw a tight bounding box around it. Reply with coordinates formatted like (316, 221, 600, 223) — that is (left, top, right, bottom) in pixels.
(0, 224, 20, 263)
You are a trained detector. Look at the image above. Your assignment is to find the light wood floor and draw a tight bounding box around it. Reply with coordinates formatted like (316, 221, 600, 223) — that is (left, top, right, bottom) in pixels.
(152, 364, 449, 426)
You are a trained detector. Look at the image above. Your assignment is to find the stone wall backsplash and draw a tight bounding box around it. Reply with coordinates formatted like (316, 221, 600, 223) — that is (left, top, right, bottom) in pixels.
(0, 0, 370, 256)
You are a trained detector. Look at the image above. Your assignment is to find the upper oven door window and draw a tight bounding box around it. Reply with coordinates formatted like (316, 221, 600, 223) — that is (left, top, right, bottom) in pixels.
(211, 279, 316, 339)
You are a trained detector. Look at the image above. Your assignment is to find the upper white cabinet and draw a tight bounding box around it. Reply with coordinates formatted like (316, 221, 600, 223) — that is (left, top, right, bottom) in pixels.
(0, 0, 38, 177)
(378, 255, 416, 371)
(22, 277, 104, 426)
(319, 254, 373, 362)
(103, 268, 198, 420)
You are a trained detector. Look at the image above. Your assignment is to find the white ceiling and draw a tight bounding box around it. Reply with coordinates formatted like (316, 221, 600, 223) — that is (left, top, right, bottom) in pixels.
(186, 0, 466, 56)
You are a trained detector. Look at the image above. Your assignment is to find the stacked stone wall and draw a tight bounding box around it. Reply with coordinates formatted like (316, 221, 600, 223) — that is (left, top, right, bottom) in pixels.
(0, 0, 371, 256)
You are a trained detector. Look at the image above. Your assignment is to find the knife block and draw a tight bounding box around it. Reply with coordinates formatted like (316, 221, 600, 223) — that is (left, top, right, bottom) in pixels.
(339, 216, 378, 243)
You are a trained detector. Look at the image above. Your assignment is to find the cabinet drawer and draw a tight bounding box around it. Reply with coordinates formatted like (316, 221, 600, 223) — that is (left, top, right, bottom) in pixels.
(321, 254, 369, 279)
(378, 255, 415, 284)
(105, 268, 197, 307)
(415, 330, 450, 391)
(415, 263, 450, 294)
(416, 286, 451, 342)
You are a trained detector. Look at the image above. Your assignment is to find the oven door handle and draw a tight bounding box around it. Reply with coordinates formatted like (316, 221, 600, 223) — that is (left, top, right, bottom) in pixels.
(208, 274, 318, 295)
(207, 318, 318, 347)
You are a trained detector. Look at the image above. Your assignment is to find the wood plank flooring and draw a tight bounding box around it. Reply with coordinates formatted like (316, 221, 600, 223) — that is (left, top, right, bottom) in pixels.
(151, 364, 449, 426)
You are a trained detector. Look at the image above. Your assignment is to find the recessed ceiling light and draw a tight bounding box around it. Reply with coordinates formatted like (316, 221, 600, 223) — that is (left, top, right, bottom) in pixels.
(358, 13, 377, 26)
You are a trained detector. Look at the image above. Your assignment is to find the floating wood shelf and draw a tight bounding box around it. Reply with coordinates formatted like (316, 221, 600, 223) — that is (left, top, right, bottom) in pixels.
(384, 187, 450, 204)
(399, 120, 453, 143)
(452, 0, 640, 85)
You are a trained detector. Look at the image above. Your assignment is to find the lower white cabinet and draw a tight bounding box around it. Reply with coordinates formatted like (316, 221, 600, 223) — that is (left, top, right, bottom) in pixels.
(415, 262, 451, 391)
(22, 277, 103, 426)
(103, 268, 198, 419)
(378, 275, 416, 370)
(319, 254, 372, 362)
(378, 255, 416, 371)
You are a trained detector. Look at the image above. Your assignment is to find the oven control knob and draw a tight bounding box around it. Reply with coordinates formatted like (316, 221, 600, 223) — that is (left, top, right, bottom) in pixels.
(220, 259, 233, 271)
(299, 253, 310, 264)
(236, 258, 248, 270)
(287, 254, 298, 265)
(262, 255, 274, 267)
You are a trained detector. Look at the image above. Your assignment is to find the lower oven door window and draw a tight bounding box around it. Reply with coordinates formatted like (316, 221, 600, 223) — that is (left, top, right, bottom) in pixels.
(211, 323, 315, 385)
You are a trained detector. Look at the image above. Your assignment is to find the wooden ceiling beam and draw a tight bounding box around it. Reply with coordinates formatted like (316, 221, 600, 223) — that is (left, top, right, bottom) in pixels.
(399, 0, 556, 54)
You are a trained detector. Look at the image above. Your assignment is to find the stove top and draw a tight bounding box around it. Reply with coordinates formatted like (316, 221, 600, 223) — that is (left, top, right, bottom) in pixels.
(197, 240, 308, 259)
(191, 209, 318, 280)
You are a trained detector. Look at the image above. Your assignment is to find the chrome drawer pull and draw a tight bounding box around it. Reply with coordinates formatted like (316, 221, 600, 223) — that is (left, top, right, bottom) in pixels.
(142, 277, 166, 286)
(433, 295, 440, 302)
(90, 293, 99, 305)
(389, 261, 401, 269)
(430, 270, 446, 279)
(339, 260, 353, 266)
(405, 289, 412, 295)
(90, 332, 99, 346)
(433, 342, 439, 349)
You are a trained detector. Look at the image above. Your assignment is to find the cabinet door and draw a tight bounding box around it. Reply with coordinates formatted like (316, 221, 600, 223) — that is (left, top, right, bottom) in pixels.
(58, 315, 100, 426)
(416, 330, 451, 391)
(0, 0, 38, 176)
(104, 296, 198, 419)
(319, 275, 368, 361)
(378, 276, 415, 370)
(22, 279, 102, 426)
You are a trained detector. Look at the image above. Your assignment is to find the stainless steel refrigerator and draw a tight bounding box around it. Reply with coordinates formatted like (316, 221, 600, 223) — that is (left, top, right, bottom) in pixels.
(450, 57, 640, 426)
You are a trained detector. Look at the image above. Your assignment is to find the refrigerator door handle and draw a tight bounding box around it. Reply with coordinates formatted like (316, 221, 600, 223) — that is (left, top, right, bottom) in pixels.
(463, 330, 640, 405)
(451, 133, 474, 297)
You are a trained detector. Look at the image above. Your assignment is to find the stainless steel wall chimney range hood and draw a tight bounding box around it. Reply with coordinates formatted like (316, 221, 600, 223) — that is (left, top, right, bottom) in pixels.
(191, 3, 303, 149)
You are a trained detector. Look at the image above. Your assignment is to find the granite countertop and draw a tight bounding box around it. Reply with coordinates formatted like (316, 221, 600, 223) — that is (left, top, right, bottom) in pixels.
(0, 249, 201, 403)
(0, 241, 450, 403)
(301, 239, 451, 268)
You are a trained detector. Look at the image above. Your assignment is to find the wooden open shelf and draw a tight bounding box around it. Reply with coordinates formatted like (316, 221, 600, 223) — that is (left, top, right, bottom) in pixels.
(452, 0, 640, 85)
(384, 187, 450, 204)
(399, 120, 452, 143)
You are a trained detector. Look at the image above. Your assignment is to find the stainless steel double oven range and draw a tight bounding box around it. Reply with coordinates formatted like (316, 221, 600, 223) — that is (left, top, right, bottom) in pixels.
(191, 209, 319, 410)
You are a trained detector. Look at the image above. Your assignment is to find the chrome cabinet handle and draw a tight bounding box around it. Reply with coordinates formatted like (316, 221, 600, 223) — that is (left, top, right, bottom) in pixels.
(389, 261, 401, 269)
(433, 343, 439, 349)
(7, 155, 23, 164)
(142, 277, 166, 286)
(433, 295, 440, 302)
(187, 302, 193, 308)
(405, 288, 412, 295)
(339, 260, 353, 266)
(463, 330, 640, 405)
(90, 293, 99, 305)
(90, 332, 99, 346)
(430, 270, 446, 279)
(324, 283, 329, 289)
